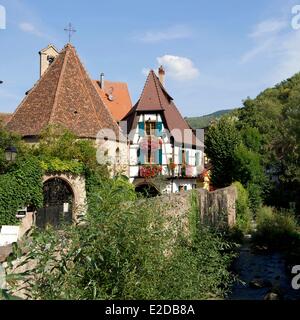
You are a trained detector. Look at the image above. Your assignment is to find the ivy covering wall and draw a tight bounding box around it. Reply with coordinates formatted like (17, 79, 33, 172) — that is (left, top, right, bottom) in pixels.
(0, 156, 44, 226)
(0, 124, 108, 227)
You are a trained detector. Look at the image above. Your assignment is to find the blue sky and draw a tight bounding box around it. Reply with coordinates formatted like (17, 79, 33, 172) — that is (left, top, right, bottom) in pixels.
(1, 0, 300, 117)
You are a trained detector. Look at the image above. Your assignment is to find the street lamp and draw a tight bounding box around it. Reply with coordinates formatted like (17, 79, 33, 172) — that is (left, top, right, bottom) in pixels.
(5, 146, 17, 162)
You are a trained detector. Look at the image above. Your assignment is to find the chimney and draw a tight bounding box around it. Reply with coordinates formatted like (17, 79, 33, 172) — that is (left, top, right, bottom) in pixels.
(100, 73, 105, 90)
(158, 65, 165, 86)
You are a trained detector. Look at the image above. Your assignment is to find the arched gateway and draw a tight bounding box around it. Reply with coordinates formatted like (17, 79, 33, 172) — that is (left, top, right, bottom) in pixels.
(36, 178, 74, 228)
(135, 182, 161, 198)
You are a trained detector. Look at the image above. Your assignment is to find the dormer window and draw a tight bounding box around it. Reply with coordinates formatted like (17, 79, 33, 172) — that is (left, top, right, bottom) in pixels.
(47, 55, 55, 65)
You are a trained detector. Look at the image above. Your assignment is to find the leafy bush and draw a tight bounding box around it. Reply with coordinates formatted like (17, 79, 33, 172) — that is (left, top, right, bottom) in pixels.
(31, 124, 99, 171)
(233, 182, 252, 234)
(247, 182, 263, 215)
(14, 178, 235, 300)
(253, 206, 300, 251)
(40, 158, 85, 175)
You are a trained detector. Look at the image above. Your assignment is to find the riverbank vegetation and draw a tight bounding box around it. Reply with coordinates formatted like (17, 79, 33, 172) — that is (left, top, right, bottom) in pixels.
(7, 185, 236, 300)
(205, 73, 299, 234)
(253, 206, 300, 267)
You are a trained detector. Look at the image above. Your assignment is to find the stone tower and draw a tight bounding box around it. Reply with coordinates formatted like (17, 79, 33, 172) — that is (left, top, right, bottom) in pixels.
(39, 44, 59, 78)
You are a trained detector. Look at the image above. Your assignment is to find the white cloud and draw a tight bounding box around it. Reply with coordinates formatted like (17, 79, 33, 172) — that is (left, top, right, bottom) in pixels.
(136, 25, 192, 43)
(240, 14, 300, 84)
(240, 38, 275, 64)
(272, 31, 300, 83)
(249, 19, 287, 38)
(240, 17, 287, 64)
(19, 22, 43, 37)
(157, 55, 199, 81)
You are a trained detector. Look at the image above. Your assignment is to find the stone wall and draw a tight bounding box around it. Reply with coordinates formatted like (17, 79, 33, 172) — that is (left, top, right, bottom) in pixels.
(198, 186, 237, 229)
(157, 185, 237, 231)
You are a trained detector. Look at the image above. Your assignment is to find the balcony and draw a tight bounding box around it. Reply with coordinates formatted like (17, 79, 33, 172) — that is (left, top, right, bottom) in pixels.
(137, 164, 198, 179)
(167, 164, 197, 178)
(139, 164, 163, 179)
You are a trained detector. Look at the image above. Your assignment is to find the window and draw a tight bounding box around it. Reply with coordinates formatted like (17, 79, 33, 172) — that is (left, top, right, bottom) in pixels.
(145, 121, 156, 136)
(116, 148, 120, 164)
(146, 140, 156, 164)
(182, 149, 186, 165)
(47, 55, 55, 65)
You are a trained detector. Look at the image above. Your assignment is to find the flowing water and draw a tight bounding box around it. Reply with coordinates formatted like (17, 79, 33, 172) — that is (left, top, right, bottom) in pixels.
(228, 239, 300, 300)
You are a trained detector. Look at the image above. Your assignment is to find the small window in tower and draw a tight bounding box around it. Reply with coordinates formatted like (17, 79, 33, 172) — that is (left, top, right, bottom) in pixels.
(47, 55, 55, 65)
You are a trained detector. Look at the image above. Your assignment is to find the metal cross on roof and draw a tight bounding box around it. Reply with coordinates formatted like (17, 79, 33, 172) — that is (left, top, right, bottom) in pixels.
(64, 23, 76, 43)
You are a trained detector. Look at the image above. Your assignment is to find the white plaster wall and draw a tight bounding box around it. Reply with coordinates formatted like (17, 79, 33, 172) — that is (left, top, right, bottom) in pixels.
(95, 139, 129, 177)
(128, 112, 204, 186)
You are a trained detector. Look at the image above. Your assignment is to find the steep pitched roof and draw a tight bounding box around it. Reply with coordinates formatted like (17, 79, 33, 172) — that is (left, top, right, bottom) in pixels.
(92, 80, 132, 122)
(135, 70, 172, 112)
(123, 70, 202, 147)
(0, 113, 12, 125)
(6, 44, 120, 138)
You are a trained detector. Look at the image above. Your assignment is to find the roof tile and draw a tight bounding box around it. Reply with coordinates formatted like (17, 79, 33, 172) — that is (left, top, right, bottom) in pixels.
(6, 44, 120, 138)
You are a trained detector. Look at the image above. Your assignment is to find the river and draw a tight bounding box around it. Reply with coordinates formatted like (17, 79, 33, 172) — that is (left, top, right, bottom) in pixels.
(228, 239, 300, 300)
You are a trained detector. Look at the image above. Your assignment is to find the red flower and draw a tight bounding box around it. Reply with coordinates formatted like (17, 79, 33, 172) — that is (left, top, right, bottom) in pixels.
(140, 165, 162, 179)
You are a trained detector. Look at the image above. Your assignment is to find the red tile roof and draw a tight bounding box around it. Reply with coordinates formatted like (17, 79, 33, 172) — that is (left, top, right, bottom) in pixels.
(92, 80, 132, 122)
(123, 70, 202, 147)
(6, 44, 120, 138)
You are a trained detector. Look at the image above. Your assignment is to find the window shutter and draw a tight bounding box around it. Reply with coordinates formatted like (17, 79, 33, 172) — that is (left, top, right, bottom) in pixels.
(137, 148, 144, 165)
(155, 150, 159, 165)
(156, 122, 163, 137)
(195, 152, 200, 166)
(138, 122, 145, 137)
(186, 151, 190, 165)
(178, 148, 183, 164)
(159, 149, 163, 165)
(155, 149, 162, 165)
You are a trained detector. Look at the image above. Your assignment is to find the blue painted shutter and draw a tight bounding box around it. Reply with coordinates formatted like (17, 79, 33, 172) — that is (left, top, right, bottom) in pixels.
(159, 149, 163, 165)
(155, 150, 159, 165)
(138, 122, 145, 137)
(138, 148, 144, 165)
(156, 122, 163, 137)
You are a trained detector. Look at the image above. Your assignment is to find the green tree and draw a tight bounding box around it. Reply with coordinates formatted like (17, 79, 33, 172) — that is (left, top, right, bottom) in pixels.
(205, 117, 241, 188)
